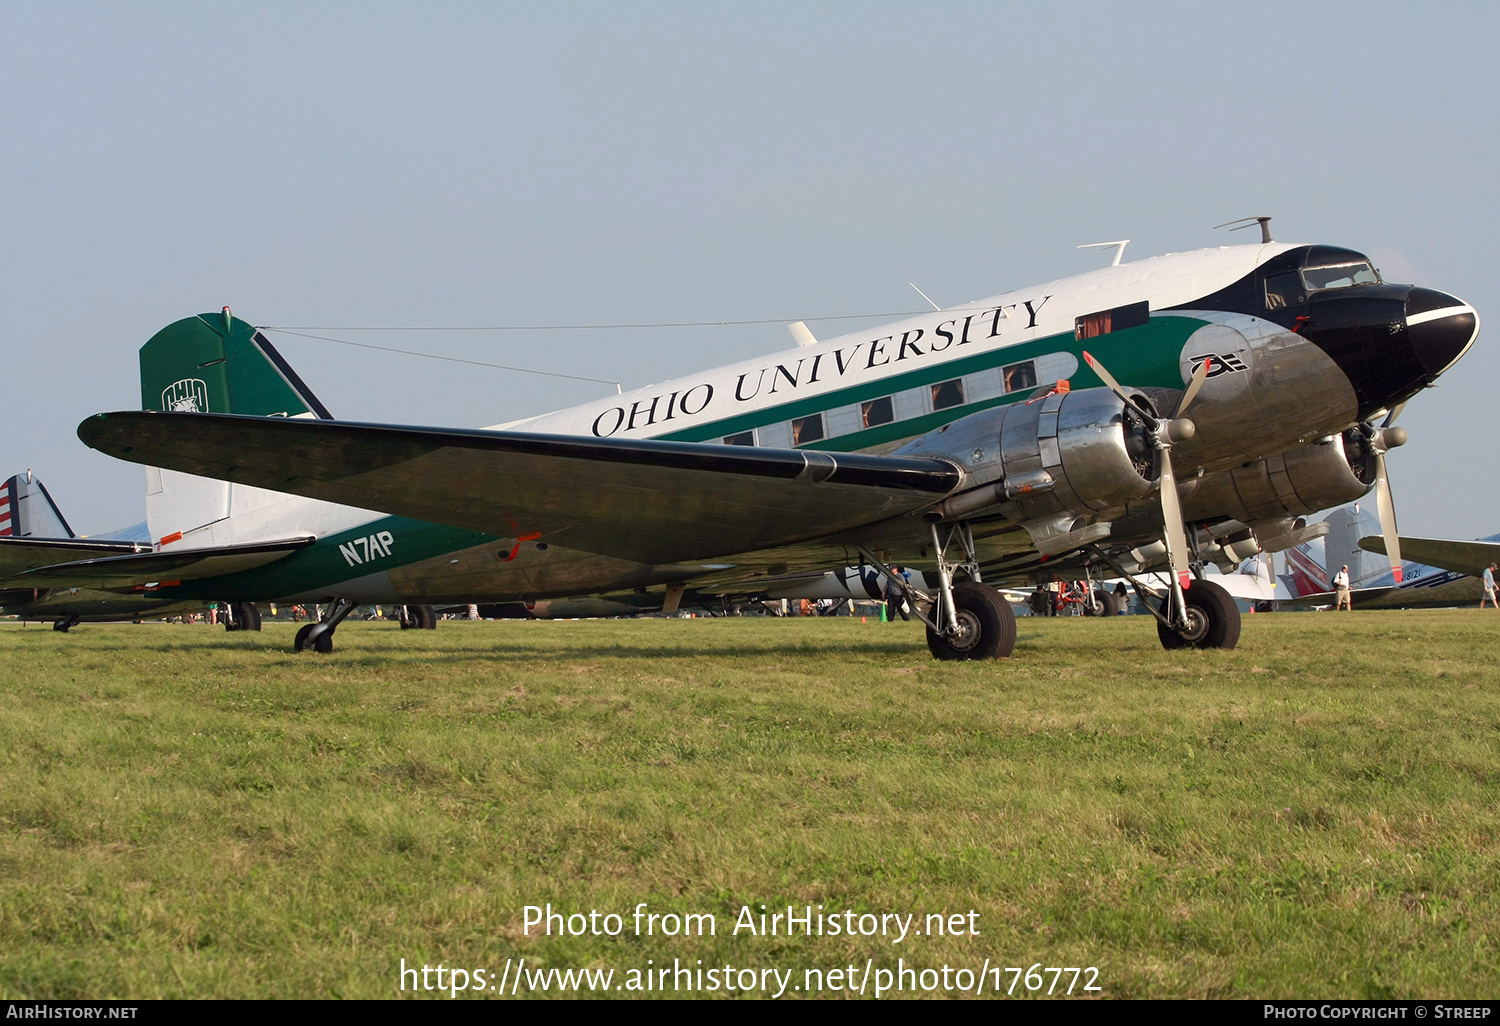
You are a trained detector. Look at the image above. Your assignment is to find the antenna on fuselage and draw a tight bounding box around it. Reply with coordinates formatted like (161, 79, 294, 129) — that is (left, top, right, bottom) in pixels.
(908, 283, 942, 311)
(1214, 216, 1274, 243)
(788, 321, 818, 348)
(1077, 240, 1130, 266)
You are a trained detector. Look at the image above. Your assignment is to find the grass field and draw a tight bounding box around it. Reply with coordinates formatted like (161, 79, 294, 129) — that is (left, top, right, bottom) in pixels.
(0, 609, 1497, 999)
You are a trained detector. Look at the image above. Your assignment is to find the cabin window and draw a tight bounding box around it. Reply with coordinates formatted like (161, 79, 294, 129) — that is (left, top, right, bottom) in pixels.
(791, 413, 825, 445)
(723, 430, 755, 446)
(861, 396, 894, 428)
(1074, 300, 1149, 340)
(1263, 272, 1306, 310)
(1002, 360, 1037, 393)
(931, 378, 965, 411)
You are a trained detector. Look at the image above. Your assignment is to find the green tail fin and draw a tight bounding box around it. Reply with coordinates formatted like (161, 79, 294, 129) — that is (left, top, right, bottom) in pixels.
(139, 309, 332, 418)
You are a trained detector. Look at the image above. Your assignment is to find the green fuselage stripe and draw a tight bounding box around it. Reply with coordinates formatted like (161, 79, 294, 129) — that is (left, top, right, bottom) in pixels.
(654, 316, 1206, 444)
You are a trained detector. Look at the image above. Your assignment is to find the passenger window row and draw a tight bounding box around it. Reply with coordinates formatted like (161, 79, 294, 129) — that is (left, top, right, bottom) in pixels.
(722, 352, 1076, 447)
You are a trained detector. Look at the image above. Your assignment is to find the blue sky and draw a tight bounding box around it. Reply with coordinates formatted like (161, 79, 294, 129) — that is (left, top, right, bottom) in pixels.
(2, 2, 1495, 538)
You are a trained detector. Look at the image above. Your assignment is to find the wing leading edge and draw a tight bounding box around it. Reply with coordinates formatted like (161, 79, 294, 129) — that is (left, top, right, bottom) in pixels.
(78, 412, 962, 566)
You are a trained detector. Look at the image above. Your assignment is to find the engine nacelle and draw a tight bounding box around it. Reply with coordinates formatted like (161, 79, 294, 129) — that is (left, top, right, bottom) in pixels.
(895, 386, 1157, 521)
(1179, 431, 1375, 524)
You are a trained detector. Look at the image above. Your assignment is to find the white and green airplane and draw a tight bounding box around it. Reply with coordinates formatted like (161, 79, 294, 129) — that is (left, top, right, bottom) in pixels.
(7, 230, 1480, 659)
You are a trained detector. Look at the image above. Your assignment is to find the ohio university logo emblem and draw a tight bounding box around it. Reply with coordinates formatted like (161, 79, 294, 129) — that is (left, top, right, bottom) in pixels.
(162, 378, 209, 412)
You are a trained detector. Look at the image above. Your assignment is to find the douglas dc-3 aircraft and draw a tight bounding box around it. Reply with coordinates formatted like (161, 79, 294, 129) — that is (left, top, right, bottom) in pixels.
(42, 227, 1482, 659)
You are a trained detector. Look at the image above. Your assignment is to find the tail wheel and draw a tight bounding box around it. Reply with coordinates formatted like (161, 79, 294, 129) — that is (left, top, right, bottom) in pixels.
(237, 602, 262, 631)
(399, 605, 437, 629)
(1083, 589, 1120, 617)
(1157, 578, 1241, 650)
(925, 581, 1017, 661)
(294, 624, 336, 653)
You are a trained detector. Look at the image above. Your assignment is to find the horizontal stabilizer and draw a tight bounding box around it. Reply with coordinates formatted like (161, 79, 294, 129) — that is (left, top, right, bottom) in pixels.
(4, 536, 314, 590)
(1286, 585, 1398, 607)
(1360, 535, 1500, 579)
(78, 411, 961, 565)
(0, 536, 146, 580)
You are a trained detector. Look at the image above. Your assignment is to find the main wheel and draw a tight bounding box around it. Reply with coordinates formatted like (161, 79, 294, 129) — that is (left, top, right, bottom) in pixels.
(1157, 578, 1241, 650)
(418, 604, 437, 629)
(925, 581, 1018, 661)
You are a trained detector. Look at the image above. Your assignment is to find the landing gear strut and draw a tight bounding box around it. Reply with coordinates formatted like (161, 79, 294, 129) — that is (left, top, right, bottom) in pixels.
(859, 518, 1016, 662)
(1087, 543, 1241, 650)
(294, 598, 356, 653)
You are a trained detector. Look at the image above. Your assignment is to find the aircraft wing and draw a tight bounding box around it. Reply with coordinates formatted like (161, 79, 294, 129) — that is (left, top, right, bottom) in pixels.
(1361, 536, 1500, 579)
(0, 536, 316, 590)
(78, 412, 962, 566)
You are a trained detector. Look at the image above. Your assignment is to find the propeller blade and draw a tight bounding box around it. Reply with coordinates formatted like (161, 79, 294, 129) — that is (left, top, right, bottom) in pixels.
(1381, 401, 1407, 429)
(1174, 356, 1213, 419)
(1083, 350, 1157, 426)
(1157, 448, 1192, 594)
(1373, 451, 1403, 584)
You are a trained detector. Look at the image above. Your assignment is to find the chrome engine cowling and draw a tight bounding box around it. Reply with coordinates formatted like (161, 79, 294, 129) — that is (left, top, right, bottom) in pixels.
(1179, 432, 1374, 524)
(895, 386, 1157, 520)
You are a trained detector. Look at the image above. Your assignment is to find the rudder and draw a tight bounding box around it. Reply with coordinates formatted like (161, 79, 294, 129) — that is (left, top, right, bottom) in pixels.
(140, 308, 331, 418)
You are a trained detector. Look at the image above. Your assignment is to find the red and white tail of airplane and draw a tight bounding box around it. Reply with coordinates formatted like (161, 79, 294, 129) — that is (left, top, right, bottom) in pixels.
(1285, 544, 1331, 598)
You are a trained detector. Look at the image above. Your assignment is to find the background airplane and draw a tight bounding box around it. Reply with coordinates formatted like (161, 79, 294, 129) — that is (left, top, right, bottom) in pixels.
(1284, 503, 1498, 608)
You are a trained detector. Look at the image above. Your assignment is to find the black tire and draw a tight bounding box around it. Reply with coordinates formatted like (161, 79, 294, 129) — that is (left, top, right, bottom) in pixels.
(399, 605, 437, 629)
(52, 619, 72, 633)
(1156, 578, 1241, 650)
(1083, 589, 1119, 617)
(925, 581, 1018, 661)
(314, 630, 334, 653)
(231, 601, 261, 632)
(294, 623, 316, 652)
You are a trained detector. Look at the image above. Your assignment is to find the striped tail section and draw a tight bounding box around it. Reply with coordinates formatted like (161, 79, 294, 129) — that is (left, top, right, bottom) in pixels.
(1285, 544, 1331, 597)
(0, 479, 12, 536)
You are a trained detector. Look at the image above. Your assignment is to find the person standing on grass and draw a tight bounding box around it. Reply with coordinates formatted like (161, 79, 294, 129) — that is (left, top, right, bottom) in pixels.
(1334, 564, 1353, 610)
(1482, 562, 1499, 610)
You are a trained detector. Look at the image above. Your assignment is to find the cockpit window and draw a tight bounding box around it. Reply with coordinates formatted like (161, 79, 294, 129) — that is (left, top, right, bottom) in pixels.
(1300, 246, 1380, 293)
(1264, 271, 1306, 310)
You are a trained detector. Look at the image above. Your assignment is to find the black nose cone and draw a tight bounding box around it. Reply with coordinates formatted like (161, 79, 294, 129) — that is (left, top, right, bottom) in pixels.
(1406, 288, 1478, 378)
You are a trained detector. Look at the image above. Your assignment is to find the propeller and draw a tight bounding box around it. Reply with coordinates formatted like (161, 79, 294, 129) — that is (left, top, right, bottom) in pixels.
(1084, 351, 1212, 619)
(1363, 403, 1409, 583)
